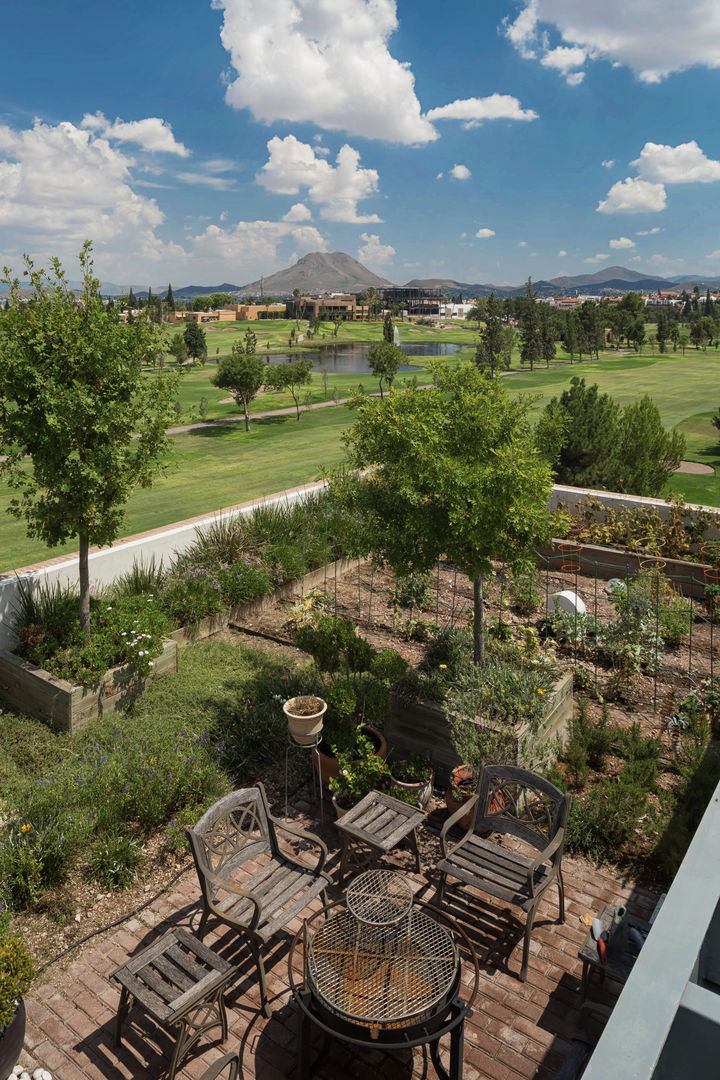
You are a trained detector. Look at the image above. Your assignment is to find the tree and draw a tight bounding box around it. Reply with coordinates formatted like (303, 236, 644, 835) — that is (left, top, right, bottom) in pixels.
(540, 376, 685, 496)
(466, 297, 488, 328)
(539, 304, 556, 367)
(331, 361, 554, 665)
(165, 283, 175, 312)
(473, 291, 508, 378)
(0, 244, 177, 635)
(655, 309, 668, 353)
(212, 329, 265, 431)
(168, 330, 188, 365)
(563, 313, 578, 362)
(519, 278, 542, 371)
(264, 359, 313, 419)
(367, 341, 402, 398)
(183, 319, 207, 363)
(383, 311, 394, 343)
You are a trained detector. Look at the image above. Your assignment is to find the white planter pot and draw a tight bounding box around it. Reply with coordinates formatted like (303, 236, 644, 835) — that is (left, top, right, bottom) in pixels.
(283, 695, 327, 746)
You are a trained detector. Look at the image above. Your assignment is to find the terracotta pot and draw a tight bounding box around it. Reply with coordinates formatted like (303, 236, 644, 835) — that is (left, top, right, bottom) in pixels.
(444, 765, 476, 830)
(390, 766, 434, 810)
(316, 725, 388, 788)
(0, 1000, 26, 1080)
(284, 695, 327, 746)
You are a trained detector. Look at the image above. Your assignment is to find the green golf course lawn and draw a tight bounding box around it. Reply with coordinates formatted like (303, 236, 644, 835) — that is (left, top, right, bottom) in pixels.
(0, 344, 717, 573)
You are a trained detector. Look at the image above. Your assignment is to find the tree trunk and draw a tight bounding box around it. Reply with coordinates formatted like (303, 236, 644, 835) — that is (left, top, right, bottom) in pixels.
(293, 393, 301, 420)
(79, 532, 91, 638)
(472, 574, 485, 666)
(243, 399, 250, 432)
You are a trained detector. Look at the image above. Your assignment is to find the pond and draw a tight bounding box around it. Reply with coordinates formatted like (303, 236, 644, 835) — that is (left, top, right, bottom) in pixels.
(261, 341, 462, 374)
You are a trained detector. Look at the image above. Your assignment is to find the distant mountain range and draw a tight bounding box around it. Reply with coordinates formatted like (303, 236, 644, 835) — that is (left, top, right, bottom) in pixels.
(43, 254, 720, 301)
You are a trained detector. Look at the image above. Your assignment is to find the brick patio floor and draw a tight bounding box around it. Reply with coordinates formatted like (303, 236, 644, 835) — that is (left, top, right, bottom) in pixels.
(17, 789, 659, 1080)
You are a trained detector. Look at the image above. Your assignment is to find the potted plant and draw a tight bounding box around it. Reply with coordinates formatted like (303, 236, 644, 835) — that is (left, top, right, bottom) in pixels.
(0, 926, 36, 1080)
(444, 763, 477, 829)
(283, 694, 327, 745)
(294, 615, 407, 784)
(328, 734, 391, 817)
(389, 754, 434, 809)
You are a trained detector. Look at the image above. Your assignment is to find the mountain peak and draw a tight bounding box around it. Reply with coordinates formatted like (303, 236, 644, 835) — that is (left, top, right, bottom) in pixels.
(238, 252, 394, 295)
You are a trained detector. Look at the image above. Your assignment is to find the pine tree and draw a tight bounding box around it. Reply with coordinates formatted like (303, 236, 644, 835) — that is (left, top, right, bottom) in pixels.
(165, 283, 175, 312)
(383, 311, 394, 343)
(474, 291, 507, 378)
(519, 278, 542, 371)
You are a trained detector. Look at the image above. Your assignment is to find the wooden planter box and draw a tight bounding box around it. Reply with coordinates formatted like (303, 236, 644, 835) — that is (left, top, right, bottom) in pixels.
(169, 556, 362, 649)
(0, 638, 178, 733)
(537, 540, 714, 600)
(0, 557, 361, 729)
(386, 670, 573, 788)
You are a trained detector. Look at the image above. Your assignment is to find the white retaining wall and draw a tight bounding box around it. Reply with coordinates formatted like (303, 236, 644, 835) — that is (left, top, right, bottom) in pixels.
(0, 480, 328, 650)
(0, 481, 717, 651)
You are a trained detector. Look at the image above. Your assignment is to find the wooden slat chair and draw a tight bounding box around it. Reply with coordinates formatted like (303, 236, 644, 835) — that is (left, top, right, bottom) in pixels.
(187, 783, 331, 1017)
(437, 764, 571, 982)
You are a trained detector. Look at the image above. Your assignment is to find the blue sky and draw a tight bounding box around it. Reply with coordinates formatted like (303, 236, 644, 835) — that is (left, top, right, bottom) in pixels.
(1, 0, 719, 288)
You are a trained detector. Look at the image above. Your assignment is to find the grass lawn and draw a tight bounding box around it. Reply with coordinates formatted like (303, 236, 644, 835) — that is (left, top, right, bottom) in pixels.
(500, 347, 720, 507)
(2, 344, 718, 573)
(0, 405, 353, 572)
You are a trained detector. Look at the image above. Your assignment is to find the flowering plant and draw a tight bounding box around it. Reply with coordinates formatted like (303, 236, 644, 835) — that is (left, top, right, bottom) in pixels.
(328, 733, 390, 809)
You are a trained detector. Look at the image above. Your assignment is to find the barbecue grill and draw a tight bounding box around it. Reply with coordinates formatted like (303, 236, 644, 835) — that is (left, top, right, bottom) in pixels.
(289, 870, 479, 1080)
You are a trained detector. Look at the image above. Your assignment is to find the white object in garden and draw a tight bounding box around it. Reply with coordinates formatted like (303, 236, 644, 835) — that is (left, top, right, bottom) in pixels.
(605, 578, 625, 597)
(547, 590, 586, 616)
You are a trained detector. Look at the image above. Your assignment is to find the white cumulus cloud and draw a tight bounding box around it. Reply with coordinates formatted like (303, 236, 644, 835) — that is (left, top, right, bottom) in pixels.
(597, 177, 667, 214)
(193, 220, 327, 268)
(557, 249, 567, 256)
(425, 93, 538, 128)
(475, 228, 496, 239)
(503, 1, 720, 83)
(609, 236, 635, 249)
(584, 253, 610, 263)
(357, 232, 396, 269)
(214, 0, 436, 144)
(601, 159, 615, 169)
(0, 118, 183, 275)
(636, 227, 662, 235)
(632, 140, 720, 184)
(282, 203, 312, 222)
(256, 135, 381, 223)
(450, 164, 471, 181)
(80, 111, 189, 156)
(540, 45, 587, 83)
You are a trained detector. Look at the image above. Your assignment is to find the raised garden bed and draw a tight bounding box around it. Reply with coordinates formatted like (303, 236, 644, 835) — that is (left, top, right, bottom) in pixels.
(0, 637, 178, 732)
(538, 539, 715, 600)
(0, 557, 360, 730)
(386, 670, 573, 787)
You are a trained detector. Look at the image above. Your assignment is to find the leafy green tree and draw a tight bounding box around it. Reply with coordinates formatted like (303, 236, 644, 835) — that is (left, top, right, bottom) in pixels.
(168, 330, 188, 365)
(331, 361, 554, 664)
(383, 311, 394, 343)
(212, 329, 265, 431)
(615, 397, 686, 495)
(473, 291, 508, 378)
(466, 297, 488, 328)
(368, 341, 402, 398)
(563, 313, 578, 362)
(264, 359, 313, 419)
(519, 278, 542, 371)
(165, 283, 175, 312)
(655, 309, 668, 353)
(183, 319, 207, 363)
(669, 321, 681, 351)
(0, 244, 177, 634)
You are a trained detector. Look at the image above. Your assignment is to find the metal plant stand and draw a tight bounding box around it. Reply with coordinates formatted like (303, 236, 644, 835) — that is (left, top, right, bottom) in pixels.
(285, 729, 324, 822)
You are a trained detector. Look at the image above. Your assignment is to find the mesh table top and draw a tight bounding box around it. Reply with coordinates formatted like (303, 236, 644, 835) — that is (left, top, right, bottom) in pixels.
(307, 905, 458, 1026)
(346, 870, 414, 926)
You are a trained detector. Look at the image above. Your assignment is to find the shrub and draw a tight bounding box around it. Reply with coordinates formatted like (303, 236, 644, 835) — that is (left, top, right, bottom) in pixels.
(507, 565, 542, 616)
(566, 776, 648, 863)
(89, 833, 143, 889)
(328, 733, 390, 809)
(0, 933, 36, 1028)
(390, 571, 432, 611)
(158, 563, 224, 626)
